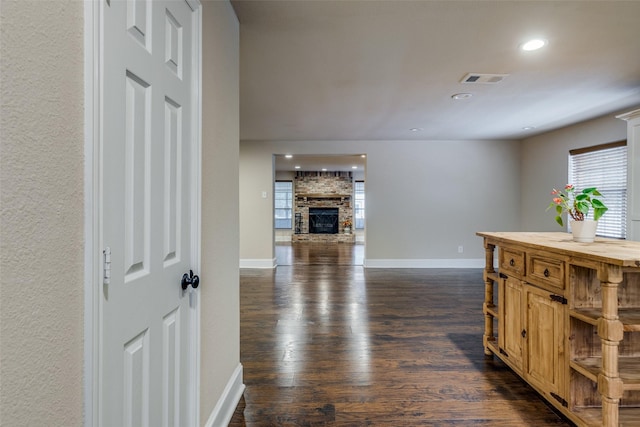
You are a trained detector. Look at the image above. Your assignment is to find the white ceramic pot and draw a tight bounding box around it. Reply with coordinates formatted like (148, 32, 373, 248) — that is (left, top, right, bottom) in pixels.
(571, 220, 598, 243)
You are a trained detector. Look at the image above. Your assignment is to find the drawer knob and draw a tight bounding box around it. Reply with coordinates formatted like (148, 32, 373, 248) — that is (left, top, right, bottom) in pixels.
(509, 259, 515, 267)
(544, 268, 550, 277)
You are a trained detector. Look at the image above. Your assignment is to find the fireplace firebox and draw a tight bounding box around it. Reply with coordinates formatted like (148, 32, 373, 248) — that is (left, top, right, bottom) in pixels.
(309, 208, 339, 234)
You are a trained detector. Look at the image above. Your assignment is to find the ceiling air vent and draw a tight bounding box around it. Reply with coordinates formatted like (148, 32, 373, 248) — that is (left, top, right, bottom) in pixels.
(460, 73, 509, 84)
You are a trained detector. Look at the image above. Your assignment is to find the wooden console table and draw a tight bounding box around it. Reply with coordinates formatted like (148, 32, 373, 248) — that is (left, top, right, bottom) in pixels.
(477, 232, 640, 427)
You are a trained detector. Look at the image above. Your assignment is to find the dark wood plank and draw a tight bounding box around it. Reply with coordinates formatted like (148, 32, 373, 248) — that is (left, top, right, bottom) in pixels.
(230, 243, 573, 426)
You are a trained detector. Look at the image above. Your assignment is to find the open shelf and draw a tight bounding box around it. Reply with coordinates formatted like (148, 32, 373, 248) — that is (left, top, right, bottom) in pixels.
(570, 307, 640, 331)
(572, 406, 640, 427)
(485, 271, 500, 283)
(570, 368, 640, 426)
(571, 358, 640, 390)
(484, 303, 498, 318)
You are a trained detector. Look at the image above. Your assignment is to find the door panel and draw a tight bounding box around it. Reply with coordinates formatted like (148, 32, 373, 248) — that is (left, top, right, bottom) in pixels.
(163, 96, 182, 266)
(99, 2, 197, 426)
(123, 330, 150, 427)
(525, 285, 565, 397)
(501, 276, 524, 371)
(162, 307, 181, 426)
(124, 70, 151, 279)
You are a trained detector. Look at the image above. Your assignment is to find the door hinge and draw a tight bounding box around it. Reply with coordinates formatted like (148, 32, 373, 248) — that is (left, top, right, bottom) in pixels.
(550, 294, 567, 305)
(550, 392, 568, 407)
(103, 247, 111, 285)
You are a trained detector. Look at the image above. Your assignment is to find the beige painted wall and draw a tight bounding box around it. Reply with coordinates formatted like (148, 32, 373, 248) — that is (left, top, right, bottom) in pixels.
(239, 145, 276, 260)
(520, 111, 632, 232)
(243, 109, 639, 265)
(1, 1, 241, 425)
(200, 0, 241, 423)
(240, 139, 521, 264)
(0, 1, 85, 425)
(620, 109, 640, 241)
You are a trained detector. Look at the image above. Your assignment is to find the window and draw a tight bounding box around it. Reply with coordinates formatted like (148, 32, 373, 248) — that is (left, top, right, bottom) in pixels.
(274, 181, 293, 229)
(355, 181, 365, 229)
(569, 141, 627, 239)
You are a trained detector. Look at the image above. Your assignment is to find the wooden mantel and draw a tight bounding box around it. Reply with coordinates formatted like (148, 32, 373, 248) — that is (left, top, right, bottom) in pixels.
(295, 193, 351, 200)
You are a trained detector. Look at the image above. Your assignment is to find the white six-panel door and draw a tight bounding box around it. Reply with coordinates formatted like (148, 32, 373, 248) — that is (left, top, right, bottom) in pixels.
(99, 1, 199, 426)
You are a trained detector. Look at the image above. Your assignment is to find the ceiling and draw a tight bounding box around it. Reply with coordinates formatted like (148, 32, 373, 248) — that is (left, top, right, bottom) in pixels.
(274, 154, 367, 173)
(231, 0, 640, 146)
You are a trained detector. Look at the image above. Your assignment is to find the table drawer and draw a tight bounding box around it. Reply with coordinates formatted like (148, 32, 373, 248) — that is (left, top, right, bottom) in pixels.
(500, 247, 525, 277)
(527, 254, 565, 290)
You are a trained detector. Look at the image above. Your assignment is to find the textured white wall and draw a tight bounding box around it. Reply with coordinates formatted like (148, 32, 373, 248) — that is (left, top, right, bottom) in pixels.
(0, 1, 84, 425)
(520, 113, 630, 232)
(200, 0, 241, 423)
(0, 1, 241, 425)
(240, 139, 521, 263)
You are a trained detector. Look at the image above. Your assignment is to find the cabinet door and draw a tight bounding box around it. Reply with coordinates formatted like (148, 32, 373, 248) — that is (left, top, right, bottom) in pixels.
(500, 276, 524, 371)
(525, 284, 566, 399)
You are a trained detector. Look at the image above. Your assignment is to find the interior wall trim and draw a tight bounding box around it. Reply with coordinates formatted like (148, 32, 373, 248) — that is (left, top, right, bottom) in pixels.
(203, 363, 245, 427)
(240, 258, 277, 269)
(363, 258, 485, 269)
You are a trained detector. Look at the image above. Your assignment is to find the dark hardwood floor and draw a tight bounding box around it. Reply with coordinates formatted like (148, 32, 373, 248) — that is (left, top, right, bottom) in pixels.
(230, 243, 572, 426)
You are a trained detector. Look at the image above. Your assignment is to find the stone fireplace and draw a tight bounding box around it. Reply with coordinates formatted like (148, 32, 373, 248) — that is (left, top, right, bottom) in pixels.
(292, 171, 355, 243)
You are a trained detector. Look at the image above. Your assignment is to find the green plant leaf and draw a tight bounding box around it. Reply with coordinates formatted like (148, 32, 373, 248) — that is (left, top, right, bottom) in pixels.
(576, 201, 589, 214)
(582, 187, 597, 194)
(575, 194, 589, 201)
(592, 199, 606, 208)
(555, 205, 562, 214)
(555, 216, 563, 226)
(593, 207, 608, 221)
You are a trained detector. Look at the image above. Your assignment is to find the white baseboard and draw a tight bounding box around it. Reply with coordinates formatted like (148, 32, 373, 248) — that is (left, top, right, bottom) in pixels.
(203, 363, 245, 427)
(239, 258, 277, 269)
(363, 258, 485, 268)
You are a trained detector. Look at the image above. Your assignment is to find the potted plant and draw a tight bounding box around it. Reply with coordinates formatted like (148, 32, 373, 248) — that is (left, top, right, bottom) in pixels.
(548, 184, 608, 242)
(342, 219, 353, 234)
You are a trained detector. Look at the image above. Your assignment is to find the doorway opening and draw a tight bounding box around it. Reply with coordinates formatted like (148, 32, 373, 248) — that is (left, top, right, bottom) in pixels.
(273, 154, 366, 266)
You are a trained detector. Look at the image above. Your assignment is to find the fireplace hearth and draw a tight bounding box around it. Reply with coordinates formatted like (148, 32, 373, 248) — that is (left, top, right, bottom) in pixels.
(309, 208, 339, 234)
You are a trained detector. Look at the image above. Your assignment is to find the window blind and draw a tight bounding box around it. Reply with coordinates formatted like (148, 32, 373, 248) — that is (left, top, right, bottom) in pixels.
(354, 181, 365, 229)
(568, 142, 627, 239)
(274, 181, 293, 229)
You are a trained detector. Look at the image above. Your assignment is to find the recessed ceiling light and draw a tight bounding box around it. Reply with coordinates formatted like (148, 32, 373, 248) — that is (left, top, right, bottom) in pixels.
(521, 39, 547, 51)
(410, 127, 423, 132)
(361, 154, 366, 158)
(352, 166, 358, 169)
(294, 165, 301, 169)
(451, 93, 472, 100)
(522, 126, 536, 131)
(322, 168, 327, 171)
(285, 154, 293, 159)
